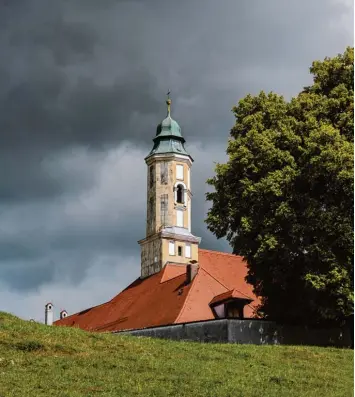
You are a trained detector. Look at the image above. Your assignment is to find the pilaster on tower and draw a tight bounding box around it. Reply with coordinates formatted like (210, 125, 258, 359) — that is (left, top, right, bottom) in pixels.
(138, 95, 201, 279)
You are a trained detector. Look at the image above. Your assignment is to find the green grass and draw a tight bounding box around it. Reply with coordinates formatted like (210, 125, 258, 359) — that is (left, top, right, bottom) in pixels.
(0, 312, 353, 397)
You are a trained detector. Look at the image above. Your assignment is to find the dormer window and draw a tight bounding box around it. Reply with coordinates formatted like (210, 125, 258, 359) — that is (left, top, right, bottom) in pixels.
(226, 302, 243, 318)
(209, 290, 253, 320)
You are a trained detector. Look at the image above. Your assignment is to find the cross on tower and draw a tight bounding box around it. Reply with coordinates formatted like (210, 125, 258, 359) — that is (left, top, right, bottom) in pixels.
(166, 89, 172, 115)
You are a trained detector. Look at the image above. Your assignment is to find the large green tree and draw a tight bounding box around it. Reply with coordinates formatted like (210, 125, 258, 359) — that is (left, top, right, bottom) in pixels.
(206, 47, 354, 325)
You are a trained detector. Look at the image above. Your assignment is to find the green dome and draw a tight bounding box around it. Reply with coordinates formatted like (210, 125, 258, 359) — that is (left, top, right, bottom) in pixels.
(156, 115, 183, 138)
(145, 97, 192, 161)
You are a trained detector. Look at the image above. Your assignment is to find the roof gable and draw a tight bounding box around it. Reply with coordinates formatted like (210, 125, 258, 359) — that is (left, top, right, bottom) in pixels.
(160, 264, 187, 283)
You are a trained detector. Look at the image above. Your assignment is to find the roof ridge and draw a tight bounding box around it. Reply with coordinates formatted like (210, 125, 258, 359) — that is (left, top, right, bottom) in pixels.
(160, 272, 186, 284)
(198, 248, 244, 258)
(201, 266, 253, 301)
(174, 271, 198, 324)
(199, 266, 230, 290)
(54, 300, 110, 325)
(160, 263, 187, 284)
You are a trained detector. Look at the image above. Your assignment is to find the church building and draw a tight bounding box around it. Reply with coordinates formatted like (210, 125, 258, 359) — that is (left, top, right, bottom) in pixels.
(54, 97, 260, 332)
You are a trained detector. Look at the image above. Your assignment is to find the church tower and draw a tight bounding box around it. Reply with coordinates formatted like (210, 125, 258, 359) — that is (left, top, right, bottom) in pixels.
(138, 95, 201, 278)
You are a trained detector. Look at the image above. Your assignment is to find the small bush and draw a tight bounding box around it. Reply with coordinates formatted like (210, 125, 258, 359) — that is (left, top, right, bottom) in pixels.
(14, 340, 45, 352)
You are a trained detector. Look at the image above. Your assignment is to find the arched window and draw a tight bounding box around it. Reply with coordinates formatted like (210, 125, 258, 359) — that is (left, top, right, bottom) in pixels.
(174, 181, 187, 205)
(176, 184, 184, 204)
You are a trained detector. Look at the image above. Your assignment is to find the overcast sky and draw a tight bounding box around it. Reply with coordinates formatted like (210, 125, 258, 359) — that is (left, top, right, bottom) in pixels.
(0, 0, 353, 323)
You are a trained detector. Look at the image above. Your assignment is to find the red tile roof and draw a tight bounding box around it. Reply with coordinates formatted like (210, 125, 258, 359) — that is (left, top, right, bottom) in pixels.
(160, 263, 186, 283)
(54, 249, 260, 332)
(209, 289, 253, 306)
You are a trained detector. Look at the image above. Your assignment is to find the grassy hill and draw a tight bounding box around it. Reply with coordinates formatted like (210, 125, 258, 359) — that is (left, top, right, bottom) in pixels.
(0, 312, 353, 397)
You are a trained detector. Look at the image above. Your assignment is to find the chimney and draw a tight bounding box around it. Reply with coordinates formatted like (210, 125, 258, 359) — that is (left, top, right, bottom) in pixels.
(45, 302, 54, 326)
(186, 263, 199, 284)
(60, 310, 68, 320)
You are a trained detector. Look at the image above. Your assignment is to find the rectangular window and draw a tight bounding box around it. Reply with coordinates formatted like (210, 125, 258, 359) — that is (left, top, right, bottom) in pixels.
(178, 246, 182, 256)
(176, 209, 184, 227)
(160, 194, 168, 227)
(169, 241, 175, 255)
(160, 162, 168, 185)
(149, 165, 155, 188)
(176, 164, 184, 180)
(185, 244, 191, 258)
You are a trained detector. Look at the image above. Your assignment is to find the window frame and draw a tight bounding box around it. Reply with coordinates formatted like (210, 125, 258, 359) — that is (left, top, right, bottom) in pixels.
(174, 182, 187, 205)
(169, 241, 175, 256)
(176, 209, 184, 227)
(176, 184, 184, 204)
(176, 164, 184, 180)
(185, 244, 191, 258)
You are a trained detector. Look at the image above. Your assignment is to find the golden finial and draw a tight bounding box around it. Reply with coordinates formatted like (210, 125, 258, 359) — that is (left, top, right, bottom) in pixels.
(166, 89, 171, 116)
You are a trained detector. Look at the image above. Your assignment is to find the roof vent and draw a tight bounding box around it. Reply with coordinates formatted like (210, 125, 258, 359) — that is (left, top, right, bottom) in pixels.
(60, 310, 68, 320)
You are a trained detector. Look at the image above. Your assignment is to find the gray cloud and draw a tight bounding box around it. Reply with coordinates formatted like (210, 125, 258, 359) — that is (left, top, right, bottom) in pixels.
(0, 143, 229, 293)
(0, 0, 352, 320)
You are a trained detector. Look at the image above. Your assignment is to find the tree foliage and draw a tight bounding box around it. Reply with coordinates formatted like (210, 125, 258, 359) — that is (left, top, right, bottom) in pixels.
(206, 47, 354, 324)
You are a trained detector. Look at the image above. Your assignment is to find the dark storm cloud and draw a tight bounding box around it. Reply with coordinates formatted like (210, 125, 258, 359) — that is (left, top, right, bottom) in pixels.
(2, 0, 352, 154)
(0, 0, 163, 200)
(0, 0, 353, 201)
(0, 0, 352, 316)
(0, 71, 161, 150)
(0, 145, 145, 291)
(0, 0, 160, 151)
(0, 259, 56, 291)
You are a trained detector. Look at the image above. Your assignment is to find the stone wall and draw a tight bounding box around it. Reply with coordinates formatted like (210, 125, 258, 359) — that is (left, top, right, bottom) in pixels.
(116, 318, 352, 348)
(140, 237, 162, 278)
